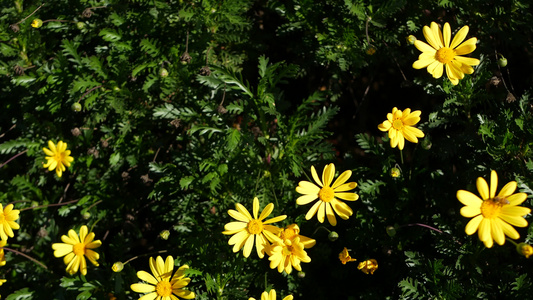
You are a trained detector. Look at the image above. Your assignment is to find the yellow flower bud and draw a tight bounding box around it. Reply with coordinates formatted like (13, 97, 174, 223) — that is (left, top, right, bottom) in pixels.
(390, 167, 401, 178)
(111, 262, 124, 272)
(159, 230, 170, 240)
(406, 35, 417, 45)
(31, 19, 43, 28)
(517, 243, 533, 258)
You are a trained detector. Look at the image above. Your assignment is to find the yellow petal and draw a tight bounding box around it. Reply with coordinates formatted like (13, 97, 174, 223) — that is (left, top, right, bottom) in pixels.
(131, 283, 156, 293)
(296, 194, 318, 205)
(296, 181, 320, 195)
(228, 209, 250, 222)
(506, 193, 527, 206)
(378, 120, 392, 131)
(322, 163, 335, 187)
(443, 22, 451, 48)
(316, 202, 326, 223)
(478, 218, 491, 242)
(333, 182, 357, 192)
(325, 203, 336, 226)
(430, 22, 444, 48)
(497, 181, 517, 198)
(476, 177, 489, 200)
(242, 234, 255, 258)
(497, 218, 520, 240)
(491, 219, 505, 245)
(454, 38, 477, 55)
(252, 197, 260, 219)
(498, 214, 528, 227)
(334, 192, 359, 201)
(331, 170, 351, 189)
(52, 243, 73, 257)
(311, 166, 323, 187)
(460, 206, 481, 218)
(450, 25, 469, 49)
(501, 206, 531, 218)
(489, 170, 498, 199)
(224, 222, 247, 231)
(235, 203, 252, 221)
(465, 215, 483, 235)
(258, 203, 274, 221)
(454, 56, 480, 67)
(414, 40, 437, 54)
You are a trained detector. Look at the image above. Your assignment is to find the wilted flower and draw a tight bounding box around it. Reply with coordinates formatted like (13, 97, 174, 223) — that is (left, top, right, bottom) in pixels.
(358, 259, 378, 274)
(339, 247, 357, 264)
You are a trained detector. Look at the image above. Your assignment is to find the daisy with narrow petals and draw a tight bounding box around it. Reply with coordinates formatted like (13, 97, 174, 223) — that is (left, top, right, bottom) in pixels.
(277, 224, 316, 249)
(131, 256, 195, 300)
(43, 140, 74, 177)
(412, 22, 480, 85)
(52, 225, 101, 275)
(249, 289, 293, 300)
(222, 197, 286, 258)
(378, 107, 424, 150)
(457, 170, 531, 248)
(296, 163, 358, 226)
(268, 236, 311, 274)
(0, 203, 20, 241)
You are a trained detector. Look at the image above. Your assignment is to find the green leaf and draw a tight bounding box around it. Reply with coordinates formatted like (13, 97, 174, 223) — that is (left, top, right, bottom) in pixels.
(99, 28, 122, 42)
(11, 75, 36, 87)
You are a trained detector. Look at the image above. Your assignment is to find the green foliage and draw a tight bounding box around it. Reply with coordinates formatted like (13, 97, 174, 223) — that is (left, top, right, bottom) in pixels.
(1, 0, 533, 299)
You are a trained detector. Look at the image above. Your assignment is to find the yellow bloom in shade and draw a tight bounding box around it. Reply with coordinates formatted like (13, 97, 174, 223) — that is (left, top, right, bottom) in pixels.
(457, 170, 531, 248)
(296, 163, 359, 226)
(412, 22, 480, 85)
(0, 203, 20, 241)
(131, 256, 195, 300)
(517, 243, 533, 258)
(268, 236, 311, 274)
(339, 247, 356, 264)
(52, 225, 102, 275)
(378, 107, 424, 150)
(249, 289, 293, 300)
(358, 259, 378, 274)
(0, 240, 6, 266)
(277, 224, 316, 249)
(222, 197, 286, 258)
(43, 140, 74, 177)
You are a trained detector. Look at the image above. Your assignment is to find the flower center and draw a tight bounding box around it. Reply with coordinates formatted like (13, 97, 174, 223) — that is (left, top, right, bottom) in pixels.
(73, 243, 86, 255)
(392, 119, 404, 130)
(435, 47, 455, 64)
(282, 240, 294, 256)
(247, 219, 264, 234)
(480, 200, 503, 219)
(318, 186, 334, 202)
(155, 281, 173, 296)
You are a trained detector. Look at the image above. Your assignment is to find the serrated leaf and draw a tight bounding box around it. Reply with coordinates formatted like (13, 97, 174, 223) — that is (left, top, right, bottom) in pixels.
(99, 28, 122, 42)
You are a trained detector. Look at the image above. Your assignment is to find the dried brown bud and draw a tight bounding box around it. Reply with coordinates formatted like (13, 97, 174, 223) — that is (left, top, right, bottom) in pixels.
(13, 65, 24, 75)
(170, 119, 181, 128)
(82, 8, 94, 18)
(101, 138, 109, 148)
(71, 127, 82, 137)
(506, 92, 516, 103)
(141, 174, 153, 183)
(87, 147, 99, 158)
(217, 105, 228, 114)
(199, 66, 211, 76)
(9, 24, 20, 33)
(122, 171, 130, 180)
(180, 52, 192, 64)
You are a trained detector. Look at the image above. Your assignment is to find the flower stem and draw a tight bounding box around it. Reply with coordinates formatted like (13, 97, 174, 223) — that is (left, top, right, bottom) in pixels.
(506, 238, 519, 247)
(123, 249, 168, 265)
(18, 199, 79, 212)
(0, 149, 28, 169)
(3, 247, 48, 270)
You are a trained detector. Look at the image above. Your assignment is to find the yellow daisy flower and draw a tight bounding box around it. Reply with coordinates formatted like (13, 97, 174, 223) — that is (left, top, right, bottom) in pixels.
(52, 225, 102, 275)
(43, 140, 74, 177)
(412, 22, 480, 85)
(277, 224, 316, 249)
(130, 256, 195, 300)
(222, 197, 286, 258)
(0, 203, 20, 241)
(296, 163, 359, 226)
(249, 289, 293, 300)
(268, 236, 311, 274)
(358, 259, 378, 274)
(378, 107, 424, 150)
(457, 170, 531, 248)
(338, 247, 356, 265)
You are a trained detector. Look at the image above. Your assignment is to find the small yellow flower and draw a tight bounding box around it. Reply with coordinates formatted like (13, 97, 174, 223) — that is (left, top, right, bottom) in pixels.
(43, 140, 74, 177)
(457, 170, 531, 248)
(222, 197, 286, 258)
(277, 224, 316, 249)
(339, 247, 356, 264)
(0, 240, 6, 266)
(31, 18, 43, 28)
(159, 230, 170, 240)
(268, 236, 311, 274)
(112, 261, 124, 272)
(296, 163, 359, 226)
(378, 107, 424, 150)
(52, 225, 102, 275)
(517, 243, 533, 258)
(130, 256, 195, 300)
(0, 278, 5, 286)
(358, 259, 378, 274)
(249, 289, 293, 300)
(412, 22, 480, 85)
(390, 167, 401, 178)
(0, 203, 20, 241)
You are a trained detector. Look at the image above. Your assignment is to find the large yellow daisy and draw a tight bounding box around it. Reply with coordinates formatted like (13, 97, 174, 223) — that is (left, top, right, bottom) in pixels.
(296, 163, 358, 226)
(412, 22, 480, 85)
(378, 107, 424, 150)
(43, 140, 74, 177)
(130, 256, 195, 300)
(52, 225, 101, 275)
(222, 197, 286, 258)
(457, 170, 531, 248)
(0, 203, 20, 241)
(249, 289, 293, 300)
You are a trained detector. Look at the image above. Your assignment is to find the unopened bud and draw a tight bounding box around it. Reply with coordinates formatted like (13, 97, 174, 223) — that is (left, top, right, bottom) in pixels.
(386, 226, 396, 237)
(31, 19, 43, 28)
(112, 262, 124, 272)
(328, 231, 339, 241)
(159, 230, 170, 240)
